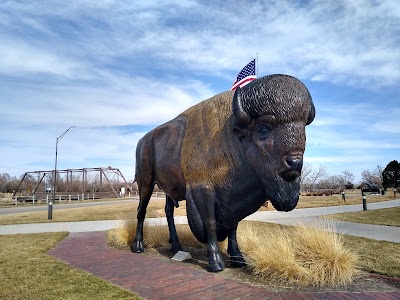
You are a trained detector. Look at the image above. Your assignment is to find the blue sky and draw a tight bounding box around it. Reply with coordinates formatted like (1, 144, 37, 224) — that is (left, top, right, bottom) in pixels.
(0, 0, 399, 183)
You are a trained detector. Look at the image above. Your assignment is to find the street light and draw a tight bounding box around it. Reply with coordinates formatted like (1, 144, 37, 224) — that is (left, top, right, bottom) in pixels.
(49, 126, 76, 220)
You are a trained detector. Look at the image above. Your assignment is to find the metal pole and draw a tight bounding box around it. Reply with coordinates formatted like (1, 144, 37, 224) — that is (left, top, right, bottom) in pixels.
(362, 195, 367, 210)
(48, 201, 53, 219)
(256, 52, 259, 78)
(49, 140, 58, 220)
(49, 126, 75, 220)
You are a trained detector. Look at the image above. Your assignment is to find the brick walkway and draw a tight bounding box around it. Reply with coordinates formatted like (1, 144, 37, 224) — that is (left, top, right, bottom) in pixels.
(49, 231, 400, 300)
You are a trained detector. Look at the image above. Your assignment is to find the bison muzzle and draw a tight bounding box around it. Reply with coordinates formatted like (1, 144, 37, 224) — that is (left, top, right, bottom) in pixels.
(130, 74, 315, 272)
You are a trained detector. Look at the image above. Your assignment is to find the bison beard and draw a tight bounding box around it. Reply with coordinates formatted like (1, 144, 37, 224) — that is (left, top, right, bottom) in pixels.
(131, 74, 315, 272)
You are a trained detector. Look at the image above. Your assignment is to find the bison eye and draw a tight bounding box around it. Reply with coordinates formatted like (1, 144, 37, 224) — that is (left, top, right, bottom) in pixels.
(256, 124, 270, 140)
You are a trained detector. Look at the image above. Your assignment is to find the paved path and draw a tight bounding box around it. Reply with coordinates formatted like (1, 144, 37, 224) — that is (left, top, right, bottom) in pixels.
(49, 231, 400, 300)
(0, 217, 188, 235)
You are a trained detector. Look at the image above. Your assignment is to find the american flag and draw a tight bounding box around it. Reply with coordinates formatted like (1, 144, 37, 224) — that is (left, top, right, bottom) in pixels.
(230, 59, 256, 90)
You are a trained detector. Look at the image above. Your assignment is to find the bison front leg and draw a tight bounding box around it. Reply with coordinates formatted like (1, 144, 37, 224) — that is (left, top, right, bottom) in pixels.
(190, 185, 225, 272)
(228, 224, 246, 267)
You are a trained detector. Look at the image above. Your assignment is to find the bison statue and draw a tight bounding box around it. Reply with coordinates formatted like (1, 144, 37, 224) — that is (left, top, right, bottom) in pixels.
(131, 74, 315, 272)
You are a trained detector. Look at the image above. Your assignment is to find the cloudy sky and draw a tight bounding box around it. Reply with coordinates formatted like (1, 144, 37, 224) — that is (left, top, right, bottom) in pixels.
(0, 0, 399, 184)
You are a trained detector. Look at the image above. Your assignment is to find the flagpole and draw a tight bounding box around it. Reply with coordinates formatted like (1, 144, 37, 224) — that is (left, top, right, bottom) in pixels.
(256, 53, 259, 78)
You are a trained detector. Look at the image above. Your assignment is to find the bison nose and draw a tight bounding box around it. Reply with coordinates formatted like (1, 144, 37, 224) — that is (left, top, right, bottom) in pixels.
(286, 158, 303, 171)
(281, 157, 303, 182)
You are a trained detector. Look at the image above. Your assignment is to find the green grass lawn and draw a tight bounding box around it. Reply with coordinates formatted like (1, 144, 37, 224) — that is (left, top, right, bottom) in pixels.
(326, 207, 400, 226)
(342, 234, 400, 277)
(0, 232, 142, 300)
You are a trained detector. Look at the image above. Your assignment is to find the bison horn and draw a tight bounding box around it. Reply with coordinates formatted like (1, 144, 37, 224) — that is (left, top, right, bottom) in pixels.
(232, 87, 251, 125)
(306, 98, 315, 125)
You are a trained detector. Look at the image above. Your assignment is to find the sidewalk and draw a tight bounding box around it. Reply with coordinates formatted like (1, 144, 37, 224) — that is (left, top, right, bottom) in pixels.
(0, 216, 188, 235)
(1, 200, 399, 243)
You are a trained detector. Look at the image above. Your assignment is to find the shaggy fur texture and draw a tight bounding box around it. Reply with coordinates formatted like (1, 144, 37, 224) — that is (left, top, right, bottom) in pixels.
(180, 90, 240, 186)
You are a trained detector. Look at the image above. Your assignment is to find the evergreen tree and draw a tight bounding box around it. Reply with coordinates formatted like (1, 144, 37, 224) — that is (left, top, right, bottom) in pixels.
(382, 160, 400, 189)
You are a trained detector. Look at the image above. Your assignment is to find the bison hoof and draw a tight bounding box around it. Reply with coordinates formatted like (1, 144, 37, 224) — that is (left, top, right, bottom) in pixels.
(130, 240, 144, 253)
(208, 260, 224, 272)
(208, 253, 225, 272)
(171, 243, 183, 253)
(230, 255, 246, 268)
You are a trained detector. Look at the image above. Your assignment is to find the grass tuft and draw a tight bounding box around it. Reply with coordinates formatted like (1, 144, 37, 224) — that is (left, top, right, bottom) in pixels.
(143, 221, 170, 248)
(109, 217, 138, 246)
(237, 221, 358, 287)
(109, 218, 202, 249)
(291, 221, 358, 286)
(238, 223, 309, 284)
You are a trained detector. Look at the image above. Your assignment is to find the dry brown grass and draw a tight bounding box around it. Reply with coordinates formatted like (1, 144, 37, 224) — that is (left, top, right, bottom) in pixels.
(143, 222, 171, 248)
(108, 218, 202, 249)
(0, 199, 188, 225)
(109, 217, 138, 246)
(291, 222, 357, 286)
(238, 222, 309, 284)
(237, 221, 357, 287)
(109, 218, 357, 287)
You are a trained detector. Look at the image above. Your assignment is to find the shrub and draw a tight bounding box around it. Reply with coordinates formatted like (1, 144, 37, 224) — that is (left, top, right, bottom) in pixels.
(238, 221, 358, 287)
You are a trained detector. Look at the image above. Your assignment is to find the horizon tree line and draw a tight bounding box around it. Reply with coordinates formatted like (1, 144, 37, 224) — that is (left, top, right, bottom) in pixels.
(1, 160, 399, 194)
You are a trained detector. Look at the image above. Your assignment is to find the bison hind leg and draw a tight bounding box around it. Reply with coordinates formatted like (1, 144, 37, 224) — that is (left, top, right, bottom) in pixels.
(130, 184, 153, 253)
(227, 225, 246, 268)
(165, 195, 182, 252)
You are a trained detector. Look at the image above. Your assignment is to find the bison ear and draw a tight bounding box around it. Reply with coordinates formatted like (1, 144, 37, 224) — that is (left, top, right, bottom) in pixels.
(232, 87, 251, 126)
(306, 99, 315, 125)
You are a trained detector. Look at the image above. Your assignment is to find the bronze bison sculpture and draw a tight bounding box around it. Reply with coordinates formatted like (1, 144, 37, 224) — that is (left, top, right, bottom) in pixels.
(131, 74, 315, 272)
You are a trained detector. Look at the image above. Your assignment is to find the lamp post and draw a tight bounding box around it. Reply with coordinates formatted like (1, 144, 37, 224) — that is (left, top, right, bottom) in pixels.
(49, 126, 75, 220)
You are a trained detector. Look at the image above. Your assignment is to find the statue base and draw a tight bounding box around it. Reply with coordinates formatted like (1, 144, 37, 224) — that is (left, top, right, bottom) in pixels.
(171, 251, 192, 262)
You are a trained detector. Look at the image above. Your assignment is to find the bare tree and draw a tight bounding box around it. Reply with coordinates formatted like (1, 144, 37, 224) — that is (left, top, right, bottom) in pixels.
(361, 165, 383, 188)
(0, 173, 19, 193)
(300, 162, 313, 187)
(301, 164, 327, 191)
(341, 170, 355, 185)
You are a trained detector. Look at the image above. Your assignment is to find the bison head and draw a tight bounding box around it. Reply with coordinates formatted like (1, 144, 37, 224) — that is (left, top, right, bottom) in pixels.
(232, 74, 315, 212)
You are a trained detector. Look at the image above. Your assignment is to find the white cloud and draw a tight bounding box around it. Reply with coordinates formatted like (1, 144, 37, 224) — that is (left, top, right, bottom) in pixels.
(0, 73, 214, 128)
(1, 1, 399, 87)
(0, 0, 399, 184)
(0, 39, 84, 78)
